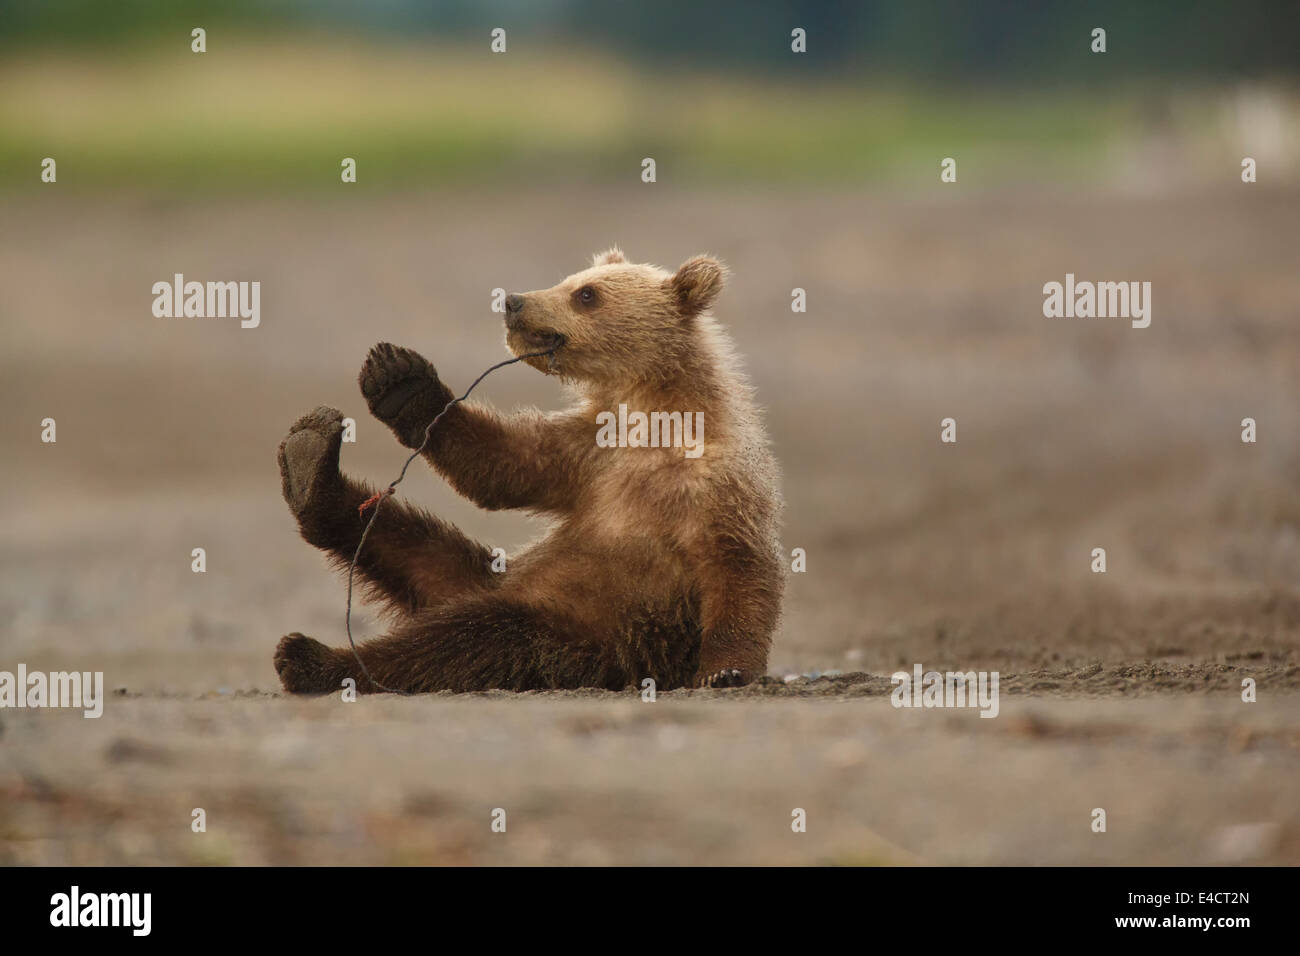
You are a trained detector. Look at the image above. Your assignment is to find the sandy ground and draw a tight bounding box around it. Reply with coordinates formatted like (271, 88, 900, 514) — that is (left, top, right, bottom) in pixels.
(1, 185, 1298, 864)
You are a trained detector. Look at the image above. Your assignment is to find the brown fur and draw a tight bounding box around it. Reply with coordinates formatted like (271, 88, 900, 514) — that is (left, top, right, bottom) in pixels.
(275, 250, 784, 694)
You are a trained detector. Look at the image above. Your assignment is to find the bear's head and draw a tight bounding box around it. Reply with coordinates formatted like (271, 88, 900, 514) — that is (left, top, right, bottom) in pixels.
(503, 248, 727, 386)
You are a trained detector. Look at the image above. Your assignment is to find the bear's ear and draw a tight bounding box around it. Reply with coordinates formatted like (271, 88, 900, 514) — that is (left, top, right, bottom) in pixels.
(669, 255, 726, 316)
(592, 246, 626, 267)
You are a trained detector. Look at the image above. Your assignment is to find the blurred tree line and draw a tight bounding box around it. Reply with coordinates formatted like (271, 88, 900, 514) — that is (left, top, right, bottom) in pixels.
(2, 0, 1297, 80)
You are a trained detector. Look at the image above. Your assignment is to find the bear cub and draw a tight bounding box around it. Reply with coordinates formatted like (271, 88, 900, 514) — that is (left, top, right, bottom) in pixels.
(275, 248, 783, 693)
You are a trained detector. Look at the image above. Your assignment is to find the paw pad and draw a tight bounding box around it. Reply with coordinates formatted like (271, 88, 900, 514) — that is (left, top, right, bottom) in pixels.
(277, 407, 344, 514)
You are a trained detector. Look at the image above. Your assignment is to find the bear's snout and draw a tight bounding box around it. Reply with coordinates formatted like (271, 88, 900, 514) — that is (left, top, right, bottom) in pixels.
(504, 292, 551, 333)
(503, 293, 564, 354)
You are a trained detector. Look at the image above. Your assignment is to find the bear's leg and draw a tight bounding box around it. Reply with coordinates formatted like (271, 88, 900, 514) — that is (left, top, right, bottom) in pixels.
(688, 534, 782, 688)
(278, 406, 493, 612)
(274, 598, 627, 694)
(358, 343, 579, 514)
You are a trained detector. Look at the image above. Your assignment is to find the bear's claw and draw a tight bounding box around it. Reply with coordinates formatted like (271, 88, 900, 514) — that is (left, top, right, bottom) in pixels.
(699, 668, 747, 689)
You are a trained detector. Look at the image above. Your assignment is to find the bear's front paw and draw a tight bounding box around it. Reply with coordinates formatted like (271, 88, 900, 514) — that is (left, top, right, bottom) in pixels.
(277, 406, 345, 520)
(274, 633, 348, 695)
(696, 668, 748, 689)
(359, 343, 453, 447)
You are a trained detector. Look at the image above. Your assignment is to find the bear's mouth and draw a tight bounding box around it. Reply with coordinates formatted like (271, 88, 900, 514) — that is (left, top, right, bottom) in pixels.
(507, 319, 565, 352)
(524, 328, 564, 350)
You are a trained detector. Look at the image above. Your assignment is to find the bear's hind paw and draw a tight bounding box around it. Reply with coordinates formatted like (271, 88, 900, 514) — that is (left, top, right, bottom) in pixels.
(277, 406, 345, 518)
(274, 633, 347, 695)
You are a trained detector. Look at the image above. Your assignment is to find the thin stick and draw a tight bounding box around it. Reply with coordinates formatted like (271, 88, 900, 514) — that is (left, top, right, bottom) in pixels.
(344, 346, 559, 694)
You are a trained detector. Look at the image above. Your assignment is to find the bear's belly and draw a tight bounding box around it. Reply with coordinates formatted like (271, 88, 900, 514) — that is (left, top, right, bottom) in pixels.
(505, 530, 695, 630)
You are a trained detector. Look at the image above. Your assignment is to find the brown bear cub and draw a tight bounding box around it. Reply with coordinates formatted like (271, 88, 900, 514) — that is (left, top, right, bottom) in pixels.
(275, 248, 783, 694)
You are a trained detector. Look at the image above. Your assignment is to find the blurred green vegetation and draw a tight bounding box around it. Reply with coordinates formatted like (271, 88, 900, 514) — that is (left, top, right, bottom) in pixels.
(0, 34, 1223, 193)
(4, 0, 1298, 79)
(1, 0, 1294, 193)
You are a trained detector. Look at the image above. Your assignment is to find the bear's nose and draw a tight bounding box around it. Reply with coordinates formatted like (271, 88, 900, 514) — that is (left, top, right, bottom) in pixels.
(505, 294, 525, 315)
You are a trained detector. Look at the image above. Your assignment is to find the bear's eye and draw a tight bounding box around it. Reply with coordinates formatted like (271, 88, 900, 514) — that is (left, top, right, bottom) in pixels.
(579, 286, 596, 303)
